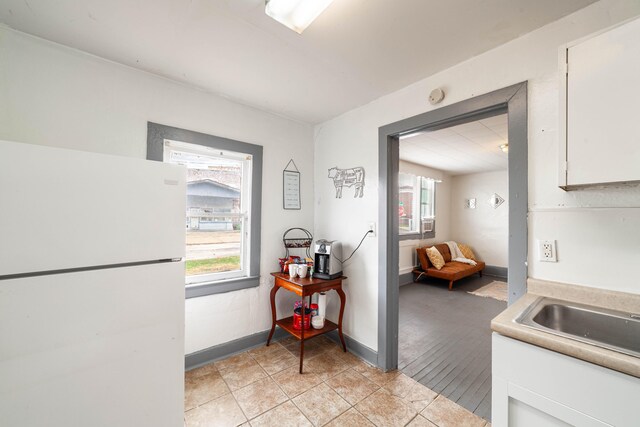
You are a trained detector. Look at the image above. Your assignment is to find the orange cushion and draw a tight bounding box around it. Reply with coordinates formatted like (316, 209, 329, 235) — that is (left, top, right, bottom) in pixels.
(434, 244, 452, 262)
(426, 261, 486, 281)
(416, 247, 431, 270)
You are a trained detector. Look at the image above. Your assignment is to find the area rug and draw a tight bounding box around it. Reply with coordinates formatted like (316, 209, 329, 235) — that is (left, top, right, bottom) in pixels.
(468, 280, 508, 302)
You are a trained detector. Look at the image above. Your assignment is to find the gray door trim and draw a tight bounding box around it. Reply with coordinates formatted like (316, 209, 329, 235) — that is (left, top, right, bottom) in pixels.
(377, 82, 528, 371)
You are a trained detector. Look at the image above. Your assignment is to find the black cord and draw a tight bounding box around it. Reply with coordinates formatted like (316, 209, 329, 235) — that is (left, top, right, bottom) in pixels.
(332, 229, 373, 264)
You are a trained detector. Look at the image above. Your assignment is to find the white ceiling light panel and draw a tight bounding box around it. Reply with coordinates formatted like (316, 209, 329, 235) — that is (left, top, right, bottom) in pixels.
(265, 0, 334, 34)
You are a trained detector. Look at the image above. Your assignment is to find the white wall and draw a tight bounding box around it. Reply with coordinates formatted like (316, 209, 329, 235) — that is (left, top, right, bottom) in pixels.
(398, 161, 451, 277)
(0, 27, 315, 355)
(314, 0, 640, 352)
(450, 170, 509, 268)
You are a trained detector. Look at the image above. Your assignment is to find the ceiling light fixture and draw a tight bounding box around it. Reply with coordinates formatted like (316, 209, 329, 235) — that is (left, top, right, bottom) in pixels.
(265, 0, 334, 34)
(499, 143, 509, 153)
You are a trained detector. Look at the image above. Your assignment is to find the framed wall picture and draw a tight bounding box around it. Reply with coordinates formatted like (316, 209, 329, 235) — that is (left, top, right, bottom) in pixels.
(283, 159, 301, 210)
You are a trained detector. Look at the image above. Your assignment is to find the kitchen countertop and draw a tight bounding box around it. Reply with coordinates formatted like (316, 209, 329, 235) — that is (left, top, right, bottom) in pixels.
(491, 278, 640, 378)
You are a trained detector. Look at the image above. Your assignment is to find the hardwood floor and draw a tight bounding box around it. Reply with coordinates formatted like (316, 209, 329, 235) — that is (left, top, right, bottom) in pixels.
(398, 274, 507, 422)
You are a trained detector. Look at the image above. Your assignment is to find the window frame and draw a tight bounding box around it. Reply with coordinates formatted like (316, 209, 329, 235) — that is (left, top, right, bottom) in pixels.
(419, 177, 436, 221)
(147, 122, 262, 298)
(398, 173, 420, 234)
(398, 173, 437, 241)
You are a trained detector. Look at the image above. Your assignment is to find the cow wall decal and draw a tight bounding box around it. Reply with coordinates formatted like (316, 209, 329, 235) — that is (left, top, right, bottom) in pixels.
(328, 166, 365, 198)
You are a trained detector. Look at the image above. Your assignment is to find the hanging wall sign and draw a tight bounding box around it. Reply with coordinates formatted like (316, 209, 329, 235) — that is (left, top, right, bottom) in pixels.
(283, 159, 301, 210)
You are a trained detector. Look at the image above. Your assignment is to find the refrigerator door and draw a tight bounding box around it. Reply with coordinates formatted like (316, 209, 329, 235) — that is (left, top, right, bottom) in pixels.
(0, 140, 185, 277)
(0, 262, 185, 427)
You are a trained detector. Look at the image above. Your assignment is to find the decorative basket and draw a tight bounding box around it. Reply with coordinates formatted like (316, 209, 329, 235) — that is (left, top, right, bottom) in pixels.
(282, 227, 313, 259)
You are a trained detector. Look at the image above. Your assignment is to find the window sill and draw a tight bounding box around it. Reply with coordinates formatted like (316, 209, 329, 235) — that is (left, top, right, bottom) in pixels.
(186, 275, 260, 299)
(398, 232, 421, 241)
(398, 230, 436, 241)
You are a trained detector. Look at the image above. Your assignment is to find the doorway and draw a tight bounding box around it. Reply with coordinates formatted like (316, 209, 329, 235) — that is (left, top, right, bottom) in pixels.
(376, 82, 528, 374)
(398, 112, 510, 420)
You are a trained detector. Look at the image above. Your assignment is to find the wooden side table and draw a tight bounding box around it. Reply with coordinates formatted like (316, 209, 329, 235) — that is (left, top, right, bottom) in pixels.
(267, 272, 347, 373)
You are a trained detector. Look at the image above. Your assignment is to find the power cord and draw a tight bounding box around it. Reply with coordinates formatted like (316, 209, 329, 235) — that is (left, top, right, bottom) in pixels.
(332, 229, 373, 264)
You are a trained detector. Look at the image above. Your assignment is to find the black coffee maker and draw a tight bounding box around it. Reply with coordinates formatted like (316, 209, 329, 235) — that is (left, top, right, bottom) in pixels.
(313, 240, 343, 280)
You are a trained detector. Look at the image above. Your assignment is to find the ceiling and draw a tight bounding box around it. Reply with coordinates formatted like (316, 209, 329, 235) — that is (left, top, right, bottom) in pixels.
(400, 114, 508, 176)
(0, 0, 597, 124)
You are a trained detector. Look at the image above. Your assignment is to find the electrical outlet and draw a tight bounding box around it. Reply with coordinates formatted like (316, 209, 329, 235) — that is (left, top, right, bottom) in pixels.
(538, 240, 557, 262)
(368, 222, 376, 237)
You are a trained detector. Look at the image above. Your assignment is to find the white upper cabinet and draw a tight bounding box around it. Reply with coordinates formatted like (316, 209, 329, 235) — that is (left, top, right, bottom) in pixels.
(559, 16, 640, 190)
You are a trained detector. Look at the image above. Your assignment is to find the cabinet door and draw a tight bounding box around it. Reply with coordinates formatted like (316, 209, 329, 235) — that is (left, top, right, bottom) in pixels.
(493, 334, 640, 427)
(562, 16, 640, 188)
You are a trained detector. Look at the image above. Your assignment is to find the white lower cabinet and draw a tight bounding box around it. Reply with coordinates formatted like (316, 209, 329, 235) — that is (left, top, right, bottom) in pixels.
(492, 333, 640, 427)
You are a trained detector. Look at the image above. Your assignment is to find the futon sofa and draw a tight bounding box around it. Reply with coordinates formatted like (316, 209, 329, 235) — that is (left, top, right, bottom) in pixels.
(412, 243, 485, 291)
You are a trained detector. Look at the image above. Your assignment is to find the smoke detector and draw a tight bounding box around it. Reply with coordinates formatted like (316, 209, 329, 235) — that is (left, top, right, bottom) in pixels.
(429, 88, 445, 105)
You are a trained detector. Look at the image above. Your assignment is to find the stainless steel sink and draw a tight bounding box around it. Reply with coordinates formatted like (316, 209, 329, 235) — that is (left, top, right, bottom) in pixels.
(516, 297, 640, 358)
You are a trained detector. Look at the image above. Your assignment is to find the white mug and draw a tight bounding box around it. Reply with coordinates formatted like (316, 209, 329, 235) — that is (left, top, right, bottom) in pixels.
(298, 264, 308, 278)
(288, 264, 298, 278)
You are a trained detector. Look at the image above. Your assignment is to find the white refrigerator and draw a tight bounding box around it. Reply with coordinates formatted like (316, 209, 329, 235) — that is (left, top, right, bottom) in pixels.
(0, 140, 186, 426)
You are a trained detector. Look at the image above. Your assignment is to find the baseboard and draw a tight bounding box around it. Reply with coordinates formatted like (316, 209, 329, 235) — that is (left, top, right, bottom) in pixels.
(398, 265, 414, 275)
(484, 265, 508, 279)
(185, 328, 288, 371)
(185, 327, 379, 371)
(325, 330, 378, 366)
(399, 272, 414, 286)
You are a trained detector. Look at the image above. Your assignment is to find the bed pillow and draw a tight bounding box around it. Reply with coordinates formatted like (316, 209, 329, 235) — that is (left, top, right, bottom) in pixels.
(426, 246, 445, 270)
(457, 243, 476, 261)
(416, 247, 431, 270)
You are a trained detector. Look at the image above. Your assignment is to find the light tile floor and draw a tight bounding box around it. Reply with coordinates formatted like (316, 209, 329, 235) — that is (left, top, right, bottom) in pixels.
(184, 336, 491, 427)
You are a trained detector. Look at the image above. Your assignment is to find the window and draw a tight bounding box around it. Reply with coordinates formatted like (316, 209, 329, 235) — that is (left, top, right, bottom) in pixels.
(420, 177, 436, 221)
(147, 123, 262, 298)
(399, 173, 436, 239)
(164, 140, 251, 284)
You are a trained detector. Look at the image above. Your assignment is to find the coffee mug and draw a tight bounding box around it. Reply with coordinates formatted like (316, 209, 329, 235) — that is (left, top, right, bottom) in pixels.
(298, 264, 308, 278)
(288, 264, 298, 278)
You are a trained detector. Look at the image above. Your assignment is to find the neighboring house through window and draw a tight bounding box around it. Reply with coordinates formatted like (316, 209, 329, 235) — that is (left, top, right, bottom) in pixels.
(147, 123, 262, 298)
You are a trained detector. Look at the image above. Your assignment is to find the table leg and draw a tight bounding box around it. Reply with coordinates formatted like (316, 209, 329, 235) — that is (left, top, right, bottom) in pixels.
(266, 285, 280, 346)
(299, 296, 305, 373)
(336, 287, 347, 352)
